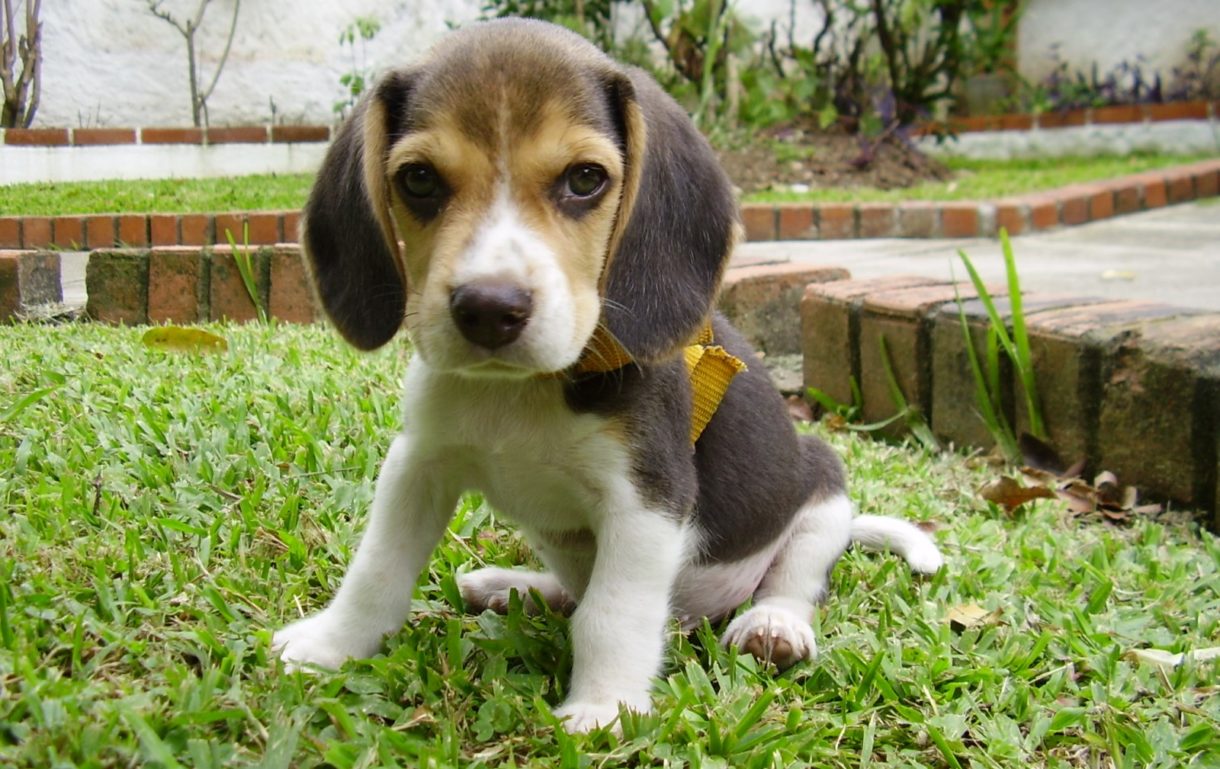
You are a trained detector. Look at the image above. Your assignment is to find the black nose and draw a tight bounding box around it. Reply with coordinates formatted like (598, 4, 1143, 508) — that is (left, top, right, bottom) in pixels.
(449, 281, 533, 349)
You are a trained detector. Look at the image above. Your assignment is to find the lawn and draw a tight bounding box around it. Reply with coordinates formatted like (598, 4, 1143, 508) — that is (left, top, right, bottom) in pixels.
(1, 321, 1217, 768)
(0, 153, 1211, 216)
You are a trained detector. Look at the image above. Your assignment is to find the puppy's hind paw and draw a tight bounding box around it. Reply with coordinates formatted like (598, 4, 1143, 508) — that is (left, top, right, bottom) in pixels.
(904, 540, 945, 575)
(722, 603, 816, 670)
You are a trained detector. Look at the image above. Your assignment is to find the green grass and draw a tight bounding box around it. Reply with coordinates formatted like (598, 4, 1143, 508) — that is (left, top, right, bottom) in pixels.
(1, 322, 1218, 767)
(1, 152, 1214, 217)
(747, 152, 1215, 203)
(0, 174, 313, 217)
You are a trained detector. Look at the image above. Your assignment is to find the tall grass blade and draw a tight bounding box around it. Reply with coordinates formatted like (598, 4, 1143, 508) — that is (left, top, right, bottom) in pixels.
(1000, 228, 1045, 438)
(224, 222, 269, 324)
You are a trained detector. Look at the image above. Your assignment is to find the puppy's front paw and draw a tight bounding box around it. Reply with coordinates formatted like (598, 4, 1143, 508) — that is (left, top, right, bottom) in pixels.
(272, 611, 381, 672)
(553, 700, 636, 733)
(722, 603, 817, 670)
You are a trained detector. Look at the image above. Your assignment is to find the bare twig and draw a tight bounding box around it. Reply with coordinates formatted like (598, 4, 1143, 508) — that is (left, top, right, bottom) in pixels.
(145, 0, 240, 127)
(1, 0, 42, 127)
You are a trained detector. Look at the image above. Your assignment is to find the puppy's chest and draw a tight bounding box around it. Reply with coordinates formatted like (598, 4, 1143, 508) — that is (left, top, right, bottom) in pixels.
(405, 365, 630, 532)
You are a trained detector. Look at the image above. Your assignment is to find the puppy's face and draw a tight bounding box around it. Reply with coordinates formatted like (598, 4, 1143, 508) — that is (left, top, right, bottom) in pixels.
(303, 20, 739, 372)
(386, 96, 624, 376)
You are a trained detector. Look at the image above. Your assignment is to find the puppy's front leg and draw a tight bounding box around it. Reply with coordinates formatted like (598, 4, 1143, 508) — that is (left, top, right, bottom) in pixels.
(554, 509, 686, 732)
(273, 433, 457, 669)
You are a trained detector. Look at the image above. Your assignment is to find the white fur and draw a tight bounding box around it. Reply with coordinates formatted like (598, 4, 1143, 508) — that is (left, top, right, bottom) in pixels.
(851, 514, 944, 574)
(408, 190, 600, 376)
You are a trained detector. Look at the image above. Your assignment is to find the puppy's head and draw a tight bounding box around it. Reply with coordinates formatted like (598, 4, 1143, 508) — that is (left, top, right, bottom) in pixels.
(302, 18, 738, 376)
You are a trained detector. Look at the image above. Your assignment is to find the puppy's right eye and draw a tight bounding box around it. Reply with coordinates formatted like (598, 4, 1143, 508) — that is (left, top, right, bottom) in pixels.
(399, 164, 442, 199)
(395, 164, 449, 221)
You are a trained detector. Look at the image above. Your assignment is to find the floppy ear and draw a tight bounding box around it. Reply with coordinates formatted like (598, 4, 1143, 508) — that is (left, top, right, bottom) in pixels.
(600, 69, 740, 363)
(301, 74, 412, 351)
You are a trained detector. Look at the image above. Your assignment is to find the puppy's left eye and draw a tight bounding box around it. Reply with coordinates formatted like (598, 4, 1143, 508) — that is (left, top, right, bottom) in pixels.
(565, 164, 607, 198)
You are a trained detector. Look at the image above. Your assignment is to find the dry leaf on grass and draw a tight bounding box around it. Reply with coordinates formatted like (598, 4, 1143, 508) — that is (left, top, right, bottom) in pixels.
(947, 603, 1003, 631)
(1125, 647, 1220, 670)
(142, 327, 228, 354)
(980, 476, 1056, 512)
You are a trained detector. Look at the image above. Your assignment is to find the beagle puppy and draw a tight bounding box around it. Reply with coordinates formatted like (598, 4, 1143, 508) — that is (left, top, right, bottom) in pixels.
(272, 18, 943, 732)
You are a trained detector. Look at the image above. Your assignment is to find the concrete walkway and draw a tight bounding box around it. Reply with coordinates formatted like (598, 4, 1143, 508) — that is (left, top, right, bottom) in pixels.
(738, 200, 1220, 312)
(57, 200, 1219, 314)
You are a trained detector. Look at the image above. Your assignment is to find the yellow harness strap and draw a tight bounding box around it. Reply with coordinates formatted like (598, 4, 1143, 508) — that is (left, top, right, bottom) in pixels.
(568, 322, 747, 444)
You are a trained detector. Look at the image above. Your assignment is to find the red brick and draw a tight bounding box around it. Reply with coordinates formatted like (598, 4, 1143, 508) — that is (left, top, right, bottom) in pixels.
(0, 250, 62, 319)
(148, 247, 208, 323)
(72, 128, 136, 145)
(994, 201, 1027, 237)
(0, 218, 20, 249)
(1113, 182, 1142, 214)
(1092, 105, 1142, 124)
(741, 205, 776, 242)
(720, 262, 849, 354)
(271, 125, 329, 143)
(1195, 167, 1219, 199)
(209, 245, 269, 322)
(1141, 175, 1168, 208)
(801, 276, 940, 406)
(269, 245, 318, 324)
(22, 217, 52, 248)
(776, 204, 815, 240)
(281, 211, 301, 242)
(117, 215, 149, 247)
(1146, 101, 1209, 122)
(141, 127, 204, 144)
(1057, 189, 1089, 225)
(952, 115, 998, 133)
(1088, 187, 1115, 221)
(4, 128, 69, 146)
(1165, 170, 1195, 204)
(150, 214, 179, 246)
(214, 213, 245, 245)
(897, 201, 938, 238)
(85, 250, 149, 325)
(817, 204, 855, 239)
(52, 217, 84, 249)
(857, 204, 897, 238)
(999, 113, 1034, 131)
(1037, 110, 1087, 129)
(246, 213, 281, 245)
(84, 215, 117, 249)
(180, 215, 212, 246)
(206, 126, 268, 144)
(939, 204, 979, 237)
(1023, 195, 1060, 230)
(0, 253, 18, 320)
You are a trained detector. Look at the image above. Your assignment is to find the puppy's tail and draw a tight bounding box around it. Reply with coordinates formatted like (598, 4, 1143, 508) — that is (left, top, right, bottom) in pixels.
(851, 515, 944, 574)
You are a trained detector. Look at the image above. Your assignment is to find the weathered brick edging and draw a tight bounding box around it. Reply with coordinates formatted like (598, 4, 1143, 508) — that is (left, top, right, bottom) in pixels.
(740, 159, 1220, 241)
(803, 277, 1220, 524)
(913, 99, 1218, 135)
(0, 125, 330, 147)
(2, 161, 1217, 251)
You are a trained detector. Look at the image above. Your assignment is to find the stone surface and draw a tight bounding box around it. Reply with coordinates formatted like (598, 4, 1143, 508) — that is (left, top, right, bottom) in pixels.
(0, 251, 62, 320)
(86, 250, 149, 325)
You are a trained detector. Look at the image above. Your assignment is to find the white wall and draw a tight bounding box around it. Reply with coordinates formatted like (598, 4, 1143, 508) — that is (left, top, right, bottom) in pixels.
(1017, 0, 1220, 87)
(37, 0, 481, 128)
(27, 0, 1220, 129)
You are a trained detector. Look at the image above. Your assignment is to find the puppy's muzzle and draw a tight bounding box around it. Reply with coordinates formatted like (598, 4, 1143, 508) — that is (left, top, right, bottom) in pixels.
(449, 281, 534, 350)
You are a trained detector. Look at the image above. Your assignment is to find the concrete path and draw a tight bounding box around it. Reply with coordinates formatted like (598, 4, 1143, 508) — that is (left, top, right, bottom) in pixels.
(56, 200, 1220, 314)
(738, 200, 1220, 312)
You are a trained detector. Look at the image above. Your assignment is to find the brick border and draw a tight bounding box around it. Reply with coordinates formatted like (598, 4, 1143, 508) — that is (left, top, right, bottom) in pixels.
(803, 277, 1220, 525)
(0, 124, 331, 147)
(740, 158, 1220, 242)
(2, 162, 1216, 251)
(913, 99, 1217, 136)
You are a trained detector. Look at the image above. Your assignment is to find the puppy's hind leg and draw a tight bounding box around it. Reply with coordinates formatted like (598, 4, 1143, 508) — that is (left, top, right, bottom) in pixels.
(458, 567, 576, 615)
(721, 493, 852, 669)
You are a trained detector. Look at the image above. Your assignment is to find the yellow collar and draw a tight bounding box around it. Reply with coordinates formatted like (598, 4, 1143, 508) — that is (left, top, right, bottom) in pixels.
(566, 323, 747, 444)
